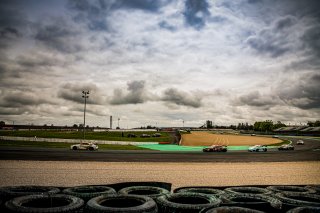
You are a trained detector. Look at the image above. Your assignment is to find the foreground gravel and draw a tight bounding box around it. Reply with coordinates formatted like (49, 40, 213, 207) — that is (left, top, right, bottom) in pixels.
(0, 160, 319, 189)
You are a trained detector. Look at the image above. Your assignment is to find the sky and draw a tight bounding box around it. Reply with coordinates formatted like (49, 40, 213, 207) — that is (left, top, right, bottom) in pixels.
(0, 0, 319, 128)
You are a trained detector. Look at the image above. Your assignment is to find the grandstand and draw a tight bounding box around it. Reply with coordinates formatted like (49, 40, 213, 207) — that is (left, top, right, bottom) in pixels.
(273, 126, 320, 136)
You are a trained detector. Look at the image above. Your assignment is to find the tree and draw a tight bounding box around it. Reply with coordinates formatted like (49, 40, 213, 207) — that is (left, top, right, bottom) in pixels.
(314, 120, 320, 127)
(73, 124, 78, 128)
(0, 121, 5, 127)
(307, 121, 314, 127)
(273, 121, 286, 130)
(253, 122, 262, 131)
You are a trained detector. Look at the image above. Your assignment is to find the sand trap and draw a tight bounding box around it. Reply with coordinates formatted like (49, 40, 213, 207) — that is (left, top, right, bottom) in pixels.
(181, 132, 282, 146)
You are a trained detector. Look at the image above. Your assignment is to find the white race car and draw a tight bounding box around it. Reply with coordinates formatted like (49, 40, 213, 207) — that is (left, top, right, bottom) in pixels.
(70, 142, 98, 151)
(248, 145, 267, 152)
(296, 140, 304, 145)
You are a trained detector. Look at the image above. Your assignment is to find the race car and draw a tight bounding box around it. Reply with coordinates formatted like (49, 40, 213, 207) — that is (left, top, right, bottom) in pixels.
(248, 145, 267, 152)
(296, 140, 304, 145)
(278, 144, 294, 151)
(203, 145, 227, 152)
(70, 142, 98, 151)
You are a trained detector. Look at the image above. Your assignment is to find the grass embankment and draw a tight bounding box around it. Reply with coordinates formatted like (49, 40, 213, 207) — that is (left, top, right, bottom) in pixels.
(0, 130, 171, 142)
(0, 140, 150, 150)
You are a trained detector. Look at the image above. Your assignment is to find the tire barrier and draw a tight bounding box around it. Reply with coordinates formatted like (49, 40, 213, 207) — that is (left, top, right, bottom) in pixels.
(275, 192, 320, 211)
(200, 206, 266, 213)
(118, 186, 170, 200)
(85, 194, 158, 213)
(267, 186, 316, 194)
(63, 185, 116, 201)
(156, 192, 221, 213)
(174, 188, 225, 198)
(106, 182, 172, 192)
(224, 187, 272, 196)
(0, 186, 60, 201)
(306, 185, 320, 195)
(220, 193, 282, 212)
(0, 184, 319, 212)
(286, 206, 320, 213)
(4, 194, 84, 213)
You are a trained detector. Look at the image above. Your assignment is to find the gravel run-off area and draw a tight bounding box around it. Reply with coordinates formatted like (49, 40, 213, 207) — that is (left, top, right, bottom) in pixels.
(0, 160, 319, 189)
(181, 131, 282, 146)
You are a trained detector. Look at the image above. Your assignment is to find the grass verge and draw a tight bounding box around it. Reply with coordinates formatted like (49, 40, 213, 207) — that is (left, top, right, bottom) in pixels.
(0, 140, 150, 150)
(0, 130, 172, 142)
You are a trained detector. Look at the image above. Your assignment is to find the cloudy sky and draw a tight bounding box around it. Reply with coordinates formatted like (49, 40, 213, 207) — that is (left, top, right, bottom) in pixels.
(0, 0, 319, 128)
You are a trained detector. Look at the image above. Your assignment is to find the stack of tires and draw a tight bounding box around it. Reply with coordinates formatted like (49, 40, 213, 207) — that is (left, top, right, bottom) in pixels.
(0, 183, 319, 212)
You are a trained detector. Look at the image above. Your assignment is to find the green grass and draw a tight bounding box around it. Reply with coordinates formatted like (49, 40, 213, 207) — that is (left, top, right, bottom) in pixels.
(0, 130, 172, 142)
(0, 140, 150, 150)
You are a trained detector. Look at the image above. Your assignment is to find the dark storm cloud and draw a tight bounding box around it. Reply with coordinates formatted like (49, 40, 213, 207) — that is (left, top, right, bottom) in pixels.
(0, 2, 28, 28)
(110, 80, 148, 105)
(233, 91, 279, 109)
(0, 4, 27, 50)
(302, 24, 320, 59)
(234, 73, 320, 110)
(68, 0, 169, 31)
(0, 91, 53, 108)
(0, 27, 20, 38)
(277, 73, 320, 109)
(0, 107, 26, 115)
(35, 22, 82, 53)
(183, 0, 210, 30)
(246, 15, 297, 58)
(58, 83, 105, 105)
(161, 88, 202, 108)
(288, 24, 320, 70)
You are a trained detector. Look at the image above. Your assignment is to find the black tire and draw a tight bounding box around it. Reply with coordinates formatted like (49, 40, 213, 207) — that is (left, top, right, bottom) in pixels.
(275, 192, 320, 211)
(200, 206, 265, 213)
(118, 186, 170, 200)
(224, 187, 272, 196)
(85, 194, 157, 213)
(286, 206, 320, 213)
(220, 193, 282, 212)
(267, 186, 316, 194)
(306, 186, 320, 195)
(72, 146, 77, 150)
(63, 186, 116, 201)
(175, 188, 225, 198)
(88, 147, 94, 151)
(0, 186, 60, 201)
(5, 194, 84, 213)
(156, 192, 221, 213)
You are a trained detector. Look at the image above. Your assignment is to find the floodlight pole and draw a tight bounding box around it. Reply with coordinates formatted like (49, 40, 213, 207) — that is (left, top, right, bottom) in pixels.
(82, 91, 89, 140)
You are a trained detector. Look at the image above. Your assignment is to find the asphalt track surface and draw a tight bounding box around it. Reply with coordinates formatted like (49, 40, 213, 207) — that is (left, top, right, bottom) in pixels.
(0, 137, 319, 162)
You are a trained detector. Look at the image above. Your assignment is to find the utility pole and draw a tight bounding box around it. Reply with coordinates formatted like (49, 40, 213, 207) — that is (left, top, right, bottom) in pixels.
(118, 118, 120, 129)
(82, 90, 89, 140)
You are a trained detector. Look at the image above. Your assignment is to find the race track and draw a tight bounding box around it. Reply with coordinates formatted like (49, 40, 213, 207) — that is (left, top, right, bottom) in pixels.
(0, 137, 319, 162)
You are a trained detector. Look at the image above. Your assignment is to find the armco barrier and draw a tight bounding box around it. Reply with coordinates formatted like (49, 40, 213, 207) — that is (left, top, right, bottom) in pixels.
(0, 136, 158, 145)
